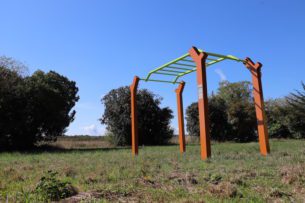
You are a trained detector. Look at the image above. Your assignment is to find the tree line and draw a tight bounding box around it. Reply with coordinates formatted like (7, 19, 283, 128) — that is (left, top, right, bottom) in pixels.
(1, 56, 304, 149)
(186, 81, 305, 142)
(101, 80, 305, 145)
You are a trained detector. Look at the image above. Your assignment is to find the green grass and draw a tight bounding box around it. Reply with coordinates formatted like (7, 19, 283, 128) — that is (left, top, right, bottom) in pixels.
(0, 139, 304, 202)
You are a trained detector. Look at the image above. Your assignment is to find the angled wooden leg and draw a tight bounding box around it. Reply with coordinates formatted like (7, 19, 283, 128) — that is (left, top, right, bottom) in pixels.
(244, 58, 270, 156)
(175, 82, 186, 153)
(189, 46, 211, 160)
(130, 76, 140, 156)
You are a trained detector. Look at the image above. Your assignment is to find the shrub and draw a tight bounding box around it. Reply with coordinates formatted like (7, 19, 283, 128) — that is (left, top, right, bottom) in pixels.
(35, 170, 77, 201)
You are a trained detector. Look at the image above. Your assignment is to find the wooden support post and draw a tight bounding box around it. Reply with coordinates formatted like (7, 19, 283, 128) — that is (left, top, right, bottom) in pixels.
(130, 76, 140, 156)
(189, 47, 211, 160)
(175, 82, 186, 153)
(244, 58, 270, 156)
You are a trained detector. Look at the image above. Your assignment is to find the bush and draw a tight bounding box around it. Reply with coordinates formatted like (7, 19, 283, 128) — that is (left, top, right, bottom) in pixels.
(101, 86, 174, 146)
(35, 170, 77, 201)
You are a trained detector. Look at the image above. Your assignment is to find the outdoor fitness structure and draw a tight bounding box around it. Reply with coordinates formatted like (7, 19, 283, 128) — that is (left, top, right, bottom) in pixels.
(130, 46, 270, 160)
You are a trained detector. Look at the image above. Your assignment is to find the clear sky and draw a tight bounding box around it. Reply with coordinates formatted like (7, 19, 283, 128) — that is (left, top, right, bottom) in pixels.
(1, 0, 304, 135)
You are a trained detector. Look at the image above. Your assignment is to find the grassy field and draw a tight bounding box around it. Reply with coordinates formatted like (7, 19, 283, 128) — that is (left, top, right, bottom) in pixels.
(0, 138, 304, 202)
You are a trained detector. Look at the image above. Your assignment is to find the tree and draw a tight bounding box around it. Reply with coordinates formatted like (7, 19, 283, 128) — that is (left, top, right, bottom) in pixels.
(0, 65, 79, 149)
(208, 94, 232, 141)
(101, 86, 174, 146)
(0, 55, 29, 76)
(186, 81, 257, 142)
(285, 82, 305, 138)
(185, 95, 230, 141)
(265, 99, 291, 138)
(23, 70, 79, 146)
(217, 81, 257, 142)
(185, 103, 199, 137)
(265, 82, 305, 139)
(0, 67, 26, 148)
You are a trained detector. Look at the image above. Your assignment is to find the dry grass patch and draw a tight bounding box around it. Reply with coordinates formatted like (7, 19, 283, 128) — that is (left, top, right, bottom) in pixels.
(63, 166, 77, 178)
(61, 192, 102, 203)
(280, 164, 305, 185)
(168, 172, 199, 186)
(63, 190, 139, 203)
(208, 181, 239, 198)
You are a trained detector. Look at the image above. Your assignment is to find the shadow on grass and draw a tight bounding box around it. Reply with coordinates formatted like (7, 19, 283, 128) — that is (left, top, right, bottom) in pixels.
(0, 145, 130, 154)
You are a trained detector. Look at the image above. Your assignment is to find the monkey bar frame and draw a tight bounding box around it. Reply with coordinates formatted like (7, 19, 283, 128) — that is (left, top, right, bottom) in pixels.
(131, 46, 270, 160)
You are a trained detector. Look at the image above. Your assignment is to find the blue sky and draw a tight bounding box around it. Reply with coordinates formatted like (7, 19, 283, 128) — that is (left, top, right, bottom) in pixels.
(1, 0, 304, 135)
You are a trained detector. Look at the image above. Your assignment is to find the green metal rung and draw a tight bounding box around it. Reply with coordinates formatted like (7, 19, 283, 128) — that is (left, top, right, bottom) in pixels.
(140, 78, 181, 84)
(144, 53, 189, 81)
(167, 66, 193, 71)
(180, 59, 194, 63)
(206, 58, 226, 66)
(174, 62, 196, 68)
(153, 72, 179, 76)
(171, 57, 226, 83)
(161, 69, 186, 74)
(142, 49, 244, 84)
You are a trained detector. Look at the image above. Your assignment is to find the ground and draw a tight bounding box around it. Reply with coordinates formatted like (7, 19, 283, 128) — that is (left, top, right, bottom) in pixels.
(0, 138, 304, 202)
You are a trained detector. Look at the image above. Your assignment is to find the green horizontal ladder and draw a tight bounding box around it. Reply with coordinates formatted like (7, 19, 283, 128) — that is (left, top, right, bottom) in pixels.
(140, 49, 244, 84)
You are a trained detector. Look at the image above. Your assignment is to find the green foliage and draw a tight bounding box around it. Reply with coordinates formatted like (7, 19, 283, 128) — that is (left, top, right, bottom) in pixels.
(0, 67, 26, 148)
(217, 81, 257, 141)
(208, 94, 232, 141)
(285, 82, 305, 138)
(266, 83, 305, 138)
(266, 82, 305, 138)
(186, 95, 230, 141)
(187, 81, 305, 140)
(24, 70, 79, 142)
(35, 170, 77, 201)
(185, 103, 199, 137)
(265, 99, 291, 138)
(0, 60, 79, 149)
(101, 86, 174, 146)
(103, 131, 118, 145)
(186, 81, 256, 142)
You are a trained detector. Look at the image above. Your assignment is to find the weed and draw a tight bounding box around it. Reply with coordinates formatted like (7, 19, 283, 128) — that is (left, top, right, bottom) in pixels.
(35, 170, 77, 201)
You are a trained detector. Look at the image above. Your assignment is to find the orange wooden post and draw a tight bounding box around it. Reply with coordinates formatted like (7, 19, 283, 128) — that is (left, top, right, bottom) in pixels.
(175, 81, 186, 153)
(244, 58, 270, 156)
(189, 47, 211, 160)
(130, 76, 140, 156)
